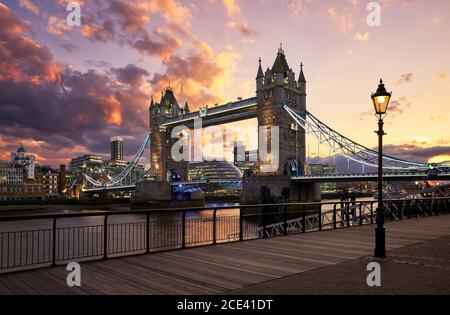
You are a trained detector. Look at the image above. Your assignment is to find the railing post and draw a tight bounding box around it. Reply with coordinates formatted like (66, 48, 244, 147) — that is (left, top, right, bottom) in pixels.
(181, 211, 186, 248)
(239, 207, 243, 241)
(302, 209, 306, 233)
(103, 215, 108, 260)
(359, 203, 363, 225)
(146, 212, 150, 254)
(318, 205, 322, 231)
(283, 205, 288, 235)
(212, 208, 217, 245)
(52, 218, 57, 266)
(370, 202, 374, 224)
(346, 202, 350, 227)
(333, 203, 337, 229)
(262, 207, 267, 238)
(407, 200, 411, 219)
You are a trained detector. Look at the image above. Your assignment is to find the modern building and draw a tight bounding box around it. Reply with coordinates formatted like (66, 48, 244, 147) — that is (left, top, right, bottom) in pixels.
(188, 161, 242, 182)
(39, 166, 59, 199)
(110, 136, 124, 161)
(182, 161, 243, 198)
(69, 155, 104, 173)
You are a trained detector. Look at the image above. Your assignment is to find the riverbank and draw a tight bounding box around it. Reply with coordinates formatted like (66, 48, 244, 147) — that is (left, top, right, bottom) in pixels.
(0, 203, 131, 215)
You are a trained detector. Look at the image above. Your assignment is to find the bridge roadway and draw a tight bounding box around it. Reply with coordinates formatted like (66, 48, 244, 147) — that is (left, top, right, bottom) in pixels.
(1, 214, 450, 294)
(83, 171, 450, 192)
(291, 171, 450, 183)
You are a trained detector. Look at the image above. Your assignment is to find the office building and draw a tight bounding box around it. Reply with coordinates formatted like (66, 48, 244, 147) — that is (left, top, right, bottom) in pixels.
(110, 136, 124, 161)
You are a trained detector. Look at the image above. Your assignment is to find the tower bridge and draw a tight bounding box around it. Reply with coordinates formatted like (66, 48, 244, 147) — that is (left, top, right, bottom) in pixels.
(160, 97, 257, 129)
(81, 46, 449, 203)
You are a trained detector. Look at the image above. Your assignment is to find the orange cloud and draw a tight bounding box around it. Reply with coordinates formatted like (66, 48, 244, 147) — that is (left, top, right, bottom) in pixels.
(0, 4, 63, 84)
(81, 22, 115, 42)
(327, 6, 355, 33)
(429, 155, 450, 164)
(19, 0, 39, 15)
(47, 16, 70, 36)
(223, 0, 241, 17)
(437, 73, 448, 82)
(353, 32, 370, 42)
(133, 27, 183, 60)
(152, 0, 192, 27)
(222, 0, 256, 36)
(149, 42, 243, 110)
(88, 92, 123, 126)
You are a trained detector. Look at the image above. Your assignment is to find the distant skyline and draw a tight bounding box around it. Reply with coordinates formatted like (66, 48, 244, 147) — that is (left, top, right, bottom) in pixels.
(0, 0, 449, 167)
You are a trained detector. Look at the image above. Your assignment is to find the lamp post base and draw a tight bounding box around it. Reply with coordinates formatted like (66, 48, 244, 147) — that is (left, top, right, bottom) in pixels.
(374, 226, 386, 257)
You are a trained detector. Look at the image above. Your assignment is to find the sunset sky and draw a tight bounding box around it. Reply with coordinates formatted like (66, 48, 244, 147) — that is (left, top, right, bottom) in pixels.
(0, 0, 449, 167)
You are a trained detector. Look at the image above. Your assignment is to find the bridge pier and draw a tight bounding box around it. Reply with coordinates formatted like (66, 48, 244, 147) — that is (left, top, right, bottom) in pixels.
(241, 175, 321, 204)
(79, 190, 115, 204)
(132, 180, 205, 208)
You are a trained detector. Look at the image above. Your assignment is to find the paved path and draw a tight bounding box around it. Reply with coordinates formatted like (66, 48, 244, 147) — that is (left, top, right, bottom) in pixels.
(0, 215, 449, 295)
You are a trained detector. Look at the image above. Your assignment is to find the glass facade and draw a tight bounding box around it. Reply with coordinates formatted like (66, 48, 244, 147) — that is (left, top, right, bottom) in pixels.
(188, 161, 243, 181)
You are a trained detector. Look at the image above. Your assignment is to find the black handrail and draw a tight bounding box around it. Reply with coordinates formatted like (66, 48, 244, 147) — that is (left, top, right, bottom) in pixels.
(0, 197, 448, 222)
(0, 197, 448, 273)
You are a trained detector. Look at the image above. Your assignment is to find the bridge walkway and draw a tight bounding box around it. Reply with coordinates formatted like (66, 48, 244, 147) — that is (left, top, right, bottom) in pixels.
(0, 215, 449, 294)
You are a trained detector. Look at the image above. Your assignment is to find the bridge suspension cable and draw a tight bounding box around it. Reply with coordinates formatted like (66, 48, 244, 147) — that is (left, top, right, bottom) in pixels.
(81, 133, 151, 189)
(283, 104, 435, 171)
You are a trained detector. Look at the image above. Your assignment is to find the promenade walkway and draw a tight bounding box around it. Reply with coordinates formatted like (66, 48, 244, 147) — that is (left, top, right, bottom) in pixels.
(0, 215, 449, 295)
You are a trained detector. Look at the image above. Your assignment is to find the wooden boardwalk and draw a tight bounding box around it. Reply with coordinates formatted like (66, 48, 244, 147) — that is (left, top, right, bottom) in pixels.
(1, 215, 450, 295)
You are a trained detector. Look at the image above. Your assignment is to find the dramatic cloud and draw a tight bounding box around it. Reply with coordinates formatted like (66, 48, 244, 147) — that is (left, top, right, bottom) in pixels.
(0, 4, 150, 165)
(81, 18, 116, 43)
(0, 3, 63, 84)
(109, 0, 153, 34)
(112, 64, 150, 88)
(132, 28, 183, 60)
(0, 0, 448, 168)
(383, 144, 450, 164)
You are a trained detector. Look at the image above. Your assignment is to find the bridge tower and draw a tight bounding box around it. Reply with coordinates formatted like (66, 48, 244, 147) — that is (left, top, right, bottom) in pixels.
(242, 46, 320, 203)
(256, 45, 307, 175)
(149, 88, 189, 182)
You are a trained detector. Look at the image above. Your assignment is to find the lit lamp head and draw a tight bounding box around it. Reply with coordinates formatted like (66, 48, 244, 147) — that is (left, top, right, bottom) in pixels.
(371, 79, 392, 116)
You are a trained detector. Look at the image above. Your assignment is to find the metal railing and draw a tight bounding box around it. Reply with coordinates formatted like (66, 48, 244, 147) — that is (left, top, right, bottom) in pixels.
(0, 197, 449, 273)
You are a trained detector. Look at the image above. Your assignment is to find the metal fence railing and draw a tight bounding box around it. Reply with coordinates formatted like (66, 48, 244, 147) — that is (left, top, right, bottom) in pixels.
(0, 197, 449, 273)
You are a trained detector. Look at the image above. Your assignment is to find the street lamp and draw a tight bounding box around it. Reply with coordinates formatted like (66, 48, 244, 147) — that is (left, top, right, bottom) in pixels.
(371, 79, 392, 258)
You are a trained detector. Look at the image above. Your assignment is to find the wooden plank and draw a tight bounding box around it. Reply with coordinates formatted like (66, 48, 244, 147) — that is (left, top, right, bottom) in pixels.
(0, 214, 449, 295)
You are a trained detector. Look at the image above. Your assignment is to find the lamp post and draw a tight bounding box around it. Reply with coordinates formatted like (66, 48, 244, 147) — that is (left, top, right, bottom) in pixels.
(371, 79, 392, 258)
